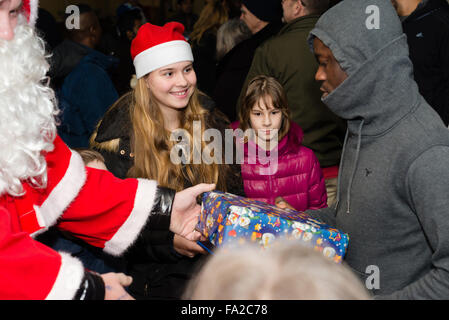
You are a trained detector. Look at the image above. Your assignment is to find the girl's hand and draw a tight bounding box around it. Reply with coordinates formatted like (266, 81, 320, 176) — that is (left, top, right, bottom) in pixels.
(173, 234, 206, 258)
(275, 197, 295, 210)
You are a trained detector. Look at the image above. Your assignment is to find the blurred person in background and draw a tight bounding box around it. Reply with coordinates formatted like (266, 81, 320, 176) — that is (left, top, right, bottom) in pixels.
(391, 0, 449, 126)
(110, 8, 143, 95)
(215, 18, 251, 62)
(213, 0, 283, 122)
(190, 0, 229, 97)
(169, 0, 198, 38)
(52, 4, 119, 148)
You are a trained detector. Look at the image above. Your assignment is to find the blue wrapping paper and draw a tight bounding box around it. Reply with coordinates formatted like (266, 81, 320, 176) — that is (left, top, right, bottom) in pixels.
(197, 191, 349, 263)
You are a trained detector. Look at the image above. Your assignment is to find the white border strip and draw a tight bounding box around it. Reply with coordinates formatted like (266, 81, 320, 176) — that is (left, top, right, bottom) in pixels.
(45, 252, 85, 300)
(103, 179, 158, 256)
(30, 205, 48, 238)
(33, 149, 86, 236)
(29, 0, 39, 27)
(134, 40, 193, 79)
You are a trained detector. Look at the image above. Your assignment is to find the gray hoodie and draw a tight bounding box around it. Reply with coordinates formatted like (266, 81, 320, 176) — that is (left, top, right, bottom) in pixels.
(307, 0, 449, 299)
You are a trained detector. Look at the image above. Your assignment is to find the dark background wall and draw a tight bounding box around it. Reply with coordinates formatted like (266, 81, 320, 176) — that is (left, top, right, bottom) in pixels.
(39, 0, 207, 23)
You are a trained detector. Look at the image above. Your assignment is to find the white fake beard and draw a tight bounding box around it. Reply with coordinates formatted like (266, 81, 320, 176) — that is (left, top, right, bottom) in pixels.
(0, 17, 59, 197)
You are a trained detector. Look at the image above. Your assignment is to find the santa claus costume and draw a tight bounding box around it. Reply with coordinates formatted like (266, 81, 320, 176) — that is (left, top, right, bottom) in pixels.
(0, 0, 180, 300)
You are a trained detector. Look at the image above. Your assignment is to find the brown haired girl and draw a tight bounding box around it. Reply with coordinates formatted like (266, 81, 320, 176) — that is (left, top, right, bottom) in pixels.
(232, 75, 327, 211)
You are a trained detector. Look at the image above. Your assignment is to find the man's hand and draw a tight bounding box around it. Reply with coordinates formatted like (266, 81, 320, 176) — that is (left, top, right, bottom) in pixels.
(173, 234, 207, 258)
(275, 197, 295, 210)
(170, 183, 215, 240)
(101, 273, 135, 300)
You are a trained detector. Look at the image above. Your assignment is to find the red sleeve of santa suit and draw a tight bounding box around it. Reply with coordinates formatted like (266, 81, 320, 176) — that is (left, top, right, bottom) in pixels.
(0, 206, 85, 300)
(57, 169, 157, 256)
(21, 135, 158, 256)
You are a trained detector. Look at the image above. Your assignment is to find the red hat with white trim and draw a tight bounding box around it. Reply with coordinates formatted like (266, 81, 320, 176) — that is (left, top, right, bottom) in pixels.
(131, 22, 194, 79)
(22, 0, 39, 27)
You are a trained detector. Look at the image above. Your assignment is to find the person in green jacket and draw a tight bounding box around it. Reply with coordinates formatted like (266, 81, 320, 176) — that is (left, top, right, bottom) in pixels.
(238, 0, 346, 207)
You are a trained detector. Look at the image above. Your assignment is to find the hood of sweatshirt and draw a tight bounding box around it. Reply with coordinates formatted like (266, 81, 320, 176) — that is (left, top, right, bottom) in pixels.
(307, 0, 423, 213)
(308, 0, 421, 137)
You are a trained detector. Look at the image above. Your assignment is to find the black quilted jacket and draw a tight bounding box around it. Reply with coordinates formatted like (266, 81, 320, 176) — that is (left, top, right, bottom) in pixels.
(90, 92, 244, 299)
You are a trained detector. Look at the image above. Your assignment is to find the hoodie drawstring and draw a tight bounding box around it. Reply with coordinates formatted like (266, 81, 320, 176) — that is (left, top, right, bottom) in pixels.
(346, 119, 364, 214)
(333, 129, 349, 211)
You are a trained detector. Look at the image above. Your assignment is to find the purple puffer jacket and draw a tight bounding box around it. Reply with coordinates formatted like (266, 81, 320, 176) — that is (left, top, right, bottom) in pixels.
(232, 121, 327, 211)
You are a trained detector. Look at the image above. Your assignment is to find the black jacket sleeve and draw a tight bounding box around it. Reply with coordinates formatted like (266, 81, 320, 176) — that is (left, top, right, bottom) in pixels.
(73, 271, 105, 300)
(124, 186, 183, 263)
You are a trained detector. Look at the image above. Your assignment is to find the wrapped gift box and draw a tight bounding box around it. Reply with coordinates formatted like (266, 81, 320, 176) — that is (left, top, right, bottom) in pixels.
(197, 191, 349, 263)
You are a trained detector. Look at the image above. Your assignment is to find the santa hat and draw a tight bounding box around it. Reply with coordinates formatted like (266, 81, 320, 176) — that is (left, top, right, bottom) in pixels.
(22, 0, 39, 27)
(131, 22, 194, 79)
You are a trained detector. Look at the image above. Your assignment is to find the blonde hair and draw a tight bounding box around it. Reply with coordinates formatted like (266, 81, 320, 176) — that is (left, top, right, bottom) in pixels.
(189, 0, 229, 44)
(183, 242, 372, 300)
(128, 77, 226, 191)
(239, 75, 291, 141)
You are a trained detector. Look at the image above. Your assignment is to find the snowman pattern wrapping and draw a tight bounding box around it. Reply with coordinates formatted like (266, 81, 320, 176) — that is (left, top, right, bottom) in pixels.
(197, 191, 349, 263)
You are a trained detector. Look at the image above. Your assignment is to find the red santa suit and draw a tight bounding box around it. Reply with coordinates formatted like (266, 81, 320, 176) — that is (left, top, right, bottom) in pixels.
(0, 136, 158, 299)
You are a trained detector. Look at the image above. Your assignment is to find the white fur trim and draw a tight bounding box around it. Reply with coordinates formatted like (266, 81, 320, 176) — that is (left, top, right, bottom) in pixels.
(133, 40, 193, 79)
(32, 149, 86, 235)
(103, 179, 158, 256)
(29, 204, 48, 238)
(29, 0, 39, 27)
(45, 252, 85, 300)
